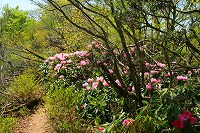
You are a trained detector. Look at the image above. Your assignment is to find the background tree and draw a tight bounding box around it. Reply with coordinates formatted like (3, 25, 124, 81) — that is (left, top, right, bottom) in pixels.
(0, 5, 46, 88)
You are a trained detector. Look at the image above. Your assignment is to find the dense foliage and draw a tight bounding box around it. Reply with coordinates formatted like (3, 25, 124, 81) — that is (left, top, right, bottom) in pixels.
(42, 40, 200, 132)
(0, 0, 199, 132)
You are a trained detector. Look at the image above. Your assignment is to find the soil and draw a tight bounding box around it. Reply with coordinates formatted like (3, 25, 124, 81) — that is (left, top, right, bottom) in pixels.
(13, 107, 53, 133)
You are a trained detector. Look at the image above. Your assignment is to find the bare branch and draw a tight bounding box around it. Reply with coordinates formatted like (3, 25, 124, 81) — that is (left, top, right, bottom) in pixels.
(176, 9, 200, 14)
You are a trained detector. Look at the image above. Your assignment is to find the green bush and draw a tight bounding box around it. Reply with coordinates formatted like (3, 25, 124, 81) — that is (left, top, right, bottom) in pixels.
(41, 44, 200, 132)
(0, 117, 17, 133)
(78, 84, 123, 125)
(44, 84, 92, 132)
(7, 73, 40, 104)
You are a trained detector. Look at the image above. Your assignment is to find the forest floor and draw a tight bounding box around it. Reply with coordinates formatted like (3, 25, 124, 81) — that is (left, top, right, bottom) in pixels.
(13, 106, 54, 133)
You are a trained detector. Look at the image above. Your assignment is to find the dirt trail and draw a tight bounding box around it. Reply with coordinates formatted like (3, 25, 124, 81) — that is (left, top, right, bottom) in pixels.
(13, 107, 53, 133)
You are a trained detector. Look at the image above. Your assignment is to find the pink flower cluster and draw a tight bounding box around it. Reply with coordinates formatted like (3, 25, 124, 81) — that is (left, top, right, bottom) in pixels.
(171, 111, 198, 129)
(122, 118, 136, 127)
(45, 51, 92, 79)
(157, 62, 166, 68)
(146, 83, 152, 90)
(143, 61, 166, 91)
(87, 41, 100, 50)
(165, 72, 173, 77)
(122, 119, 131, 126)
(79, 60, 89, 66)
(177, 75, 188, 81)
(97, 126, 105, 132)
(45, 51, 90, 63)
(80, 104, 85, 109)
(145, 78, 161, 91)
(115, 79, 135, 91)
(145, 62, 153, 67)
(74, 51, 90, 57)
(143, 60, 192, 91)
(150, 78, 161, 83)
(115, 79, 122, 87)
(82, 76, 110, 91)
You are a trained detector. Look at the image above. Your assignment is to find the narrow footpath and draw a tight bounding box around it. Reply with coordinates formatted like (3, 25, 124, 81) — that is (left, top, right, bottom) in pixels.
(13, 107, 53, 133)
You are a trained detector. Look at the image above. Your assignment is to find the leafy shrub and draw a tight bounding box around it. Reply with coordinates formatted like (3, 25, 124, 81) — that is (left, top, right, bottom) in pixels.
(3, 71, 42, 117)
(7, 73, 40, 104)
(0, 116, 17, 133)
(95, 112, 137, 133)
(44, 84, 92, 132)
(78, 82, 123, 125)
(40, 51, 94, 87)
(41, 41, 200, 132)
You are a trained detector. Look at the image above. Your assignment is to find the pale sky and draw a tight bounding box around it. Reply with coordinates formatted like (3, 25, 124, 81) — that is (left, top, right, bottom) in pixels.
(0, 0, 38, 11)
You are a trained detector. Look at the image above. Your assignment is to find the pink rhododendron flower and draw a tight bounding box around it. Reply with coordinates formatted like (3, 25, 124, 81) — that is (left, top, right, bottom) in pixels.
(188, 71, 192, 74)
(122, 119, 131, 126)
(80, 60, 88, 66)
(87, 78, 94, 83)
(80, 104, 85, 109)
(124, 70, 129, 75)
(172, 111, 198, 128)
(109, 69, 114, 74)
(92, 41, 98, 45)
(146, 83, 152, 90)
(178, 112, 193, 122)
(86, 87, 91, 91)
(144, 72, 150, 76)
(183, 111, 193, 117)
(92, 82, 99, 89)
(151, 78, 161, 83)
(177, 76, 188, 81)
(150, 70, 159, 74)
(54, 64, 62, 70)
(61, 66, 67, 69)
(101, 51, 107, 55)
(67, 59, 72, 64)
(63, 53, 69, 58)
(178, 111, 197, 124)
(74, 51, 88, 57)
(82, 82, 88, 87)
(45, 59, 49, 63)
(145, 62, 152, 67)
(171, 120, 184, 129)
(132, 86, 135, 91)
(48, 56, 56, 60)
(85, 59, 89, 63)
(103, 80, 109, 87)
(97, 127, 105, 132)
(157, 62, 166, 68)
(127, 86, 132, 91)
(55, 53, 65, 61)
(59, 75, 64, 79)
(52, 73, 57, 78)
(165, 72, 173, 77)
(103, 62, 108, 66)
(189, 117, 198, 124)
(88, 44, 92, 50)
(61, 61, 66, 64)
(130, 47, 135, 53)
(115, 79, 122, 87)
(95, 44, 99, 48)
(96, 76, 104, 82)
(96, 61, 101, 64)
